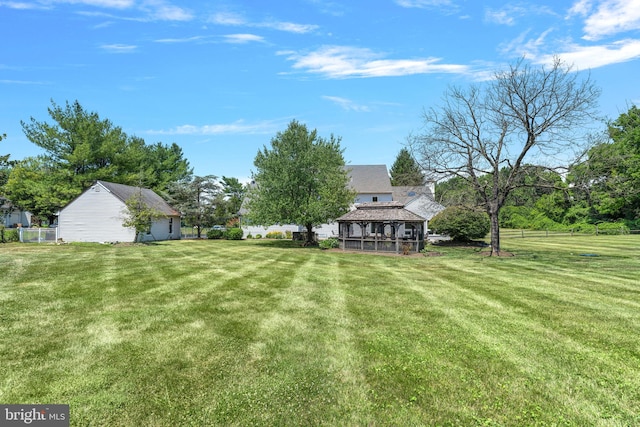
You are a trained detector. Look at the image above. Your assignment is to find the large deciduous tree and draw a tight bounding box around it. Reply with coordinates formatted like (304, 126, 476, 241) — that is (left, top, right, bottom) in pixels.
(247, 120, 354, 245)
(413, 58, 600, 255)
(390, 148, 425, 186)
(569, 104, 640, 223)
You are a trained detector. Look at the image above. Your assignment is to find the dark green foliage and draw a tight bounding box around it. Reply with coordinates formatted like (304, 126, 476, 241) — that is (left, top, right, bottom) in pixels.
(390, 148, 424, 186)
(318, 237, 339, 249)
(247, 120, 355, 245)
(168, 175, 220, 239)
(5, 100, 191, 219)
(569, 105, 640, 223)
(0, 133, 13, 192)
(122, 189, 164, 243)
(216, 176, 246, 223)
(0, 225, 19, 243)
(430, 206, 490, 241)
(207, 229, 224, 240)
(224, 227, 243, 240)
(415, 58, 599, 254)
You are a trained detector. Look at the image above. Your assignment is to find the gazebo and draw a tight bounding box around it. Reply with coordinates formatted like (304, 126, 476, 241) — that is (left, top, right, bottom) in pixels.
(336, 202, 426, 254)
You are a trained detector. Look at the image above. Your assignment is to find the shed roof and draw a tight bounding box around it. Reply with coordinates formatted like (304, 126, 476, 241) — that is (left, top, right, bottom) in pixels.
(337, 202, 425, 222)
(346, 165, 392, 194)
(96, 181, 180, 217)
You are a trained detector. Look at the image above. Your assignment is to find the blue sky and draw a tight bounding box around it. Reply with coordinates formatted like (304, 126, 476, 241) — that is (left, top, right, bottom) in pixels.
(1, 0, 639, 182)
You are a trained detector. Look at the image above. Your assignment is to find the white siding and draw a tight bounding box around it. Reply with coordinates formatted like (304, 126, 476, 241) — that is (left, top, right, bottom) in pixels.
(242, 224, 300, 237)
(142, 216, 181, 242)
(354, 193, 393, 204)
(58, 185, 135, 242)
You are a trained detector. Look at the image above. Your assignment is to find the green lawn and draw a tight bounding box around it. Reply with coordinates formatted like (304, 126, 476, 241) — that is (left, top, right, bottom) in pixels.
(1, 236, 639, 426)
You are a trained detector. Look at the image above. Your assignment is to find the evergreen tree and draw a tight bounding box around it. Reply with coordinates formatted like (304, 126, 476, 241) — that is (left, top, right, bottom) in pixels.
(390, 148, 424, 186)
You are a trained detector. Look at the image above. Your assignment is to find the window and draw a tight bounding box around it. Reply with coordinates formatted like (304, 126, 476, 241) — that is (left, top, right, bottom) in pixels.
(372, 196, 378, 202)
(169, 218, 173, 234)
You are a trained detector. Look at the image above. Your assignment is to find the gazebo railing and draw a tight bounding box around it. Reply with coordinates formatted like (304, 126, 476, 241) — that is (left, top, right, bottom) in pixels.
(340, 236, 423, 253)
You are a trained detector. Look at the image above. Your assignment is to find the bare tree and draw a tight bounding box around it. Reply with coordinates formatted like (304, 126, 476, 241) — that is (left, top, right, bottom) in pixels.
(412, 58, 600, 255)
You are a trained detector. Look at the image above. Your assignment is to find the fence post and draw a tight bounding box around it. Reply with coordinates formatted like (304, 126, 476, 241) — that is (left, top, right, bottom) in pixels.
(521, 229, 524, 238)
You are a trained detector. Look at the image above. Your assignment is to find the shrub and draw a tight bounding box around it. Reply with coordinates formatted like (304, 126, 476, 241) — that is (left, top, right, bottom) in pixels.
(319, 237, 339, 250)
(207, 229, 224, 240)
(224, 228, 244, 240)
(285, 230, 292, 240)
(246, 233, 253, 239)
(430, 206, 490, 241)
(1, 226, 19, 243)
(265, 231, 284, 239)
(595, 222, 629, 235)
(255, 234, 262, 239)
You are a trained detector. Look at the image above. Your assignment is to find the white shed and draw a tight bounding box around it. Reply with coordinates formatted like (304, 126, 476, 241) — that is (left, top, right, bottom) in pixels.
(58, 180, 181, 243)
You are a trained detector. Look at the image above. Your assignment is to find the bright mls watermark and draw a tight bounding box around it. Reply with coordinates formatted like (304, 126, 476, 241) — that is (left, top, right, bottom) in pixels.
(1, 405, 69, 426)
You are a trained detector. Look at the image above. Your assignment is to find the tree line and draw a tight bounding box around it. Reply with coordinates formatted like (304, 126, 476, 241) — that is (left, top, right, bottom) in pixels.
(433, 105, 640, 236)
(0, 100, 245, 231)
(2, 58, 639, 253)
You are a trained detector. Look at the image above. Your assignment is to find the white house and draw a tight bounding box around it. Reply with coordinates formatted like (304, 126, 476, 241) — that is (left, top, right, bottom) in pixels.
(1, 199, 32, 228)
(240, 164, 445, 239)
(392, 185, 445, 233)
(58, 180, 181, 243)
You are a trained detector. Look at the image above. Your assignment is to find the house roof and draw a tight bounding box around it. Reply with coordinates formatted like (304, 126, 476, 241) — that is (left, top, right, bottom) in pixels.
(96, 181, 180, 217)
(337, 202, 425, 222)
(346, 165, 392, 194)
(392, 185, 435, 204)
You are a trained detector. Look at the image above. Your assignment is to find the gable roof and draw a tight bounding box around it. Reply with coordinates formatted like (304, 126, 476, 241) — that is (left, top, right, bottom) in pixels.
(392, 185, 435, 204)
(337, 201, 425, 222)
(346, 165, 392, 194)
(95, 181, 180, 217)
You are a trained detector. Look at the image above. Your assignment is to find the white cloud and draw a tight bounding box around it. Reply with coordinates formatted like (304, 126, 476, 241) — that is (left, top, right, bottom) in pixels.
(100, 43, 137, 53)
(155, 35, 208, 43)
(281, 45, 470, 78)
(209, 11, 318, 34)
(322, 96, 371, 112)
(52, 0, 134, 8)
(485, 4, 556, 26)
(394, 0, 453, 8)
(567, 0, 594, 17)
(148, 120, 282, 135)
(261, 21, 319, 34)
(0, 1, 49, 9)
(12, 0, 193, 21)
(146, 2, 193, 21)
(535, 38, 640, 69)
(579, 0, 640, 40)
(223, 34, 265, 44)
(0, 79, 48, 84)
(209, 11, 247, 26)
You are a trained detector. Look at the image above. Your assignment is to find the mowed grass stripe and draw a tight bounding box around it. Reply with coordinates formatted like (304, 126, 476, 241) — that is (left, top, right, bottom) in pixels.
(1, 237, 640, 425)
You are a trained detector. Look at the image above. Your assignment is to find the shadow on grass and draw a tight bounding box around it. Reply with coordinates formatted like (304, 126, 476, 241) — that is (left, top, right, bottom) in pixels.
(245, 239, 311, 249)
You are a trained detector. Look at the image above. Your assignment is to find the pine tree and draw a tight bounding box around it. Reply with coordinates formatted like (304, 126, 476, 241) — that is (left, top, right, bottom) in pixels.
(390, 148, 424, 186)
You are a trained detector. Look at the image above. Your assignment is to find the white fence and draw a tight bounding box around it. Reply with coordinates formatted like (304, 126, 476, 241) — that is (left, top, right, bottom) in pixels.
(19, 227, 59, 243)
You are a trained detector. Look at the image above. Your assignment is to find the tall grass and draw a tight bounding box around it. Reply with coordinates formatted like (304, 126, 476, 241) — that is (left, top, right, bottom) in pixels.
(1, 236, 639, 426)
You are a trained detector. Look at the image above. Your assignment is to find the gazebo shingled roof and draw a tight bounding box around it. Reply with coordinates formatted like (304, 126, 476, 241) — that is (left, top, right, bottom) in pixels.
(337, 202, 426, 222)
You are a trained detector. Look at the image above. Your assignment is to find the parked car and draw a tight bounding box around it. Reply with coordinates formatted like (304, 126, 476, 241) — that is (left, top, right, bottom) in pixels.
(212, 225, 226, 231)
